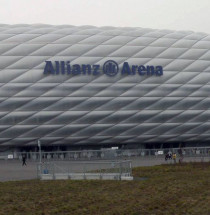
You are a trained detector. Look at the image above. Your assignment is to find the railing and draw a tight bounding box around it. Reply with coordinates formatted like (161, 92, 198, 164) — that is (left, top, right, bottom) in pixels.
(37, 160, 132, 181)
(1, 147, 210, 161)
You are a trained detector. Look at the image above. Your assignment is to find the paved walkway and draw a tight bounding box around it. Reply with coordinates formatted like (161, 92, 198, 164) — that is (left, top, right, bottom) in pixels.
(0, 160, 37, 181)
(0, 157, 209, 181)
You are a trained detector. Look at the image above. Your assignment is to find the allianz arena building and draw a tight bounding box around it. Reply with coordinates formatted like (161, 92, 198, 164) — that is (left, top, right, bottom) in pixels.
(0, 24, 210, 150)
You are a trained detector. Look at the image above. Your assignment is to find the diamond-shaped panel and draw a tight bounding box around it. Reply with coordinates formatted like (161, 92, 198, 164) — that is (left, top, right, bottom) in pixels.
(0, 24, 210, 147)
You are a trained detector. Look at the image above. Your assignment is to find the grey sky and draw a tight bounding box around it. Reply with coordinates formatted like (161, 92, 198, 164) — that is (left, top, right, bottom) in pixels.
(0, 0, 210, 33)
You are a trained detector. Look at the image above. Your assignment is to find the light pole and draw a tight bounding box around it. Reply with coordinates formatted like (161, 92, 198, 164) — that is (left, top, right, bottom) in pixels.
(38, 140, 41, 164)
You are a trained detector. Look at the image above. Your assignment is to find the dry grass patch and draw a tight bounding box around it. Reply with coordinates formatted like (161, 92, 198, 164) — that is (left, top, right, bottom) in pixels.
(0, 162, 209, 215)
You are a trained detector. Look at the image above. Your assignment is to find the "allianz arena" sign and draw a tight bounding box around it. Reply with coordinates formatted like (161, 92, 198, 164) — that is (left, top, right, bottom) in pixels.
(44, 60, 163, 77)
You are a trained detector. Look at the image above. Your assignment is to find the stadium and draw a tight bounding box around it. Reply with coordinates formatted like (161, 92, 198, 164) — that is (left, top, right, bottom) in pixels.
(0, 24, 210, 150)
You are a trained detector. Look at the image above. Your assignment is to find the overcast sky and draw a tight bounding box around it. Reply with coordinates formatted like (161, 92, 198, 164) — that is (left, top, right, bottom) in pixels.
(1, 0, 210, 33)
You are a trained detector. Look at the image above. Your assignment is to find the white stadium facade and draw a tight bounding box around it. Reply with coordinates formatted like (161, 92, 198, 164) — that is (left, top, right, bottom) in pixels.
(0, 24, 210, 150)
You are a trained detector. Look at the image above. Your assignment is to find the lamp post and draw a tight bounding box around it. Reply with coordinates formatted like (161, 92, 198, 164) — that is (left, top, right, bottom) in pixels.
(38, 140, 41, 164)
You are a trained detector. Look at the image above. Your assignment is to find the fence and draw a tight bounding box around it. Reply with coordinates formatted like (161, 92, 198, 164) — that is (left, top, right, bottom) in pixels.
(37, 160, 133, 181)
(0, 147, 210, 161)
(10, 147, 210, 161)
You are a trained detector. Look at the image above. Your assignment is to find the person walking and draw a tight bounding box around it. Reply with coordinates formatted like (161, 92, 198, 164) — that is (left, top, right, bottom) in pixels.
(178, 148, 184, 163)
(172, 153, 176, 164)
(22, 155, 27, 166)
(165, 153, 169, 161)
(168, 151, 172, 160)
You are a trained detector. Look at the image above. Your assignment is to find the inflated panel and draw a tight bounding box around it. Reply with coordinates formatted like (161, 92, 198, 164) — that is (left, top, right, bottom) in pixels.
(0, 24, 210, 146)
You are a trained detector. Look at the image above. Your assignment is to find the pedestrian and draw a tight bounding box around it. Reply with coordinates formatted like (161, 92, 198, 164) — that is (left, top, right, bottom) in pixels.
(179, 154, 184, 163)
(172, 153, 176, 164)
(165, 153, 168, 161)
(22, 155, 27, 166)
(178, 148, 184, 163)
(168, 151, 172, 159)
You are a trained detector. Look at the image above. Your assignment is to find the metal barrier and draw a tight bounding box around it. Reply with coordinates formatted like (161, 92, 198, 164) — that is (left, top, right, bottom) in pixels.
(15, 147, 210, 161)
(1, 147, 210, 161)
(37, 160, 133, 181)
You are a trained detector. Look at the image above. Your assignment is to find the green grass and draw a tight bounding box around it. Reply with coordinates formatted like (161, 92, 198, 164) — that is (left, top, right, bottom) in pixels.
(0, 162, 209, 215)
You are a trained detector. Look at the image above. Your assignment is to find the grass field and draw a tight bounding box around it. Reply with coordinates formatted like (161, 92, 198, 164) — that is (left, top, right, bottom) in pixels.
(0, 162, 209, 215)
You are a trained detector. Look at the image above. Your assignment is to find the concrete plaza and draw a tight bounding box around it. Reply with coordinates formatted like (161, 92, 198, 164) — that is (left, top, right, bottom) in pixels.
(0, 156, 209, 182)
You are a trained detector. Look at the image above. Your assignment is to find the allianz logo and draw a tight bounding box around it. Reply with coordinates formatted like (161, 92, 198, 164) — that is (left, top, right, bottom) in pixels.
(44, 60, 163, 77)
